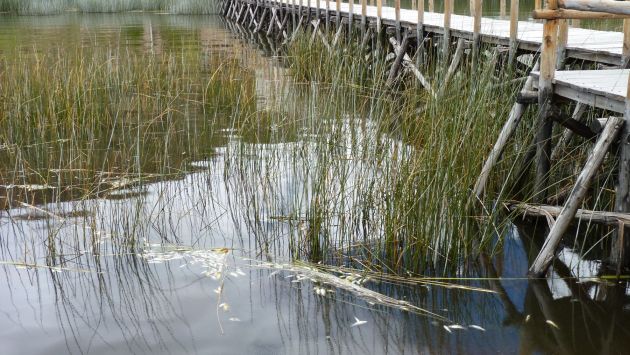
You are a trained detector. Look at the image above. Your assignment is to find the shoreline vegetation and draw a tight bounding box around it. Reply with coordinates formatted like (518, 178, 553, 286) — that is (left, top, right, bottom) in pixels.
(0, 8, 614, 275)
(0, 0, 218, 14)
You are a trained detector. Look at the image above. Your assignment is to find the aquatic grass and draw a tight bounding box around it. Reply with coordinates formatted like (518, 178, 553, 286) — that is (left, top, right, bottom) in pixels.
(0, 0, 217, 14)
(0, 44, 256, 208)
(275, 34, 534, 274)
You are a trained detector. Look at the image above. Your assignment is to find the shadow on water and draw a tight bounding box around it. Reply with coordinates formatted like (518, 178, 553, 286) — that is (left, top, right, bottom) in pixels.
(0, 11, 629, 355)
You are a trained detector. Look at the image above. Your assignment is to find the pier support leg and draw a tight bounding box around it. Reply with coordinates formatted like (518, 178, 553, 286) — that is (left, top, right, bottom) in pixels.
(386, 32, 410, 86)
(611, 77, 630, 272)
(529, 116, 623, 277)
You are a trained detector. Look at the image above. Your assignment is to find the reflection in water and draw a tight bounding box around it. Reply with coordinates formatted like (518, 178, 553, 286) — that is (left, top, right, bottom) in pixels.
(0, 11, 629, 355)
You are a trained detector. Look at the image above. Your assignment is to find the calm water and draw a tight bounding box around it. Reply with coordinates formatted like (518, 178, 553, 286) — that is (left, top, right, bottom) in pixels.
(0, 12, 629, 355)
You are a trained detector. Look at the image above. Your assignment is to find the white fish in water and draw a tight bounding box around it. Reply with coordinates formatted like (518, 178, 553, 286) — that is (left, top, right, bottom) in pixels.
(525, 314, 531, 323)
(447, 324, 466, 330)
(443, 325, 453, 333)
(219, 303, 230, 311)
(469, 325, 486, 332)
(228, 317, 241, 322)
(351, 317, 367, 327)
(546, 320, 560, 329)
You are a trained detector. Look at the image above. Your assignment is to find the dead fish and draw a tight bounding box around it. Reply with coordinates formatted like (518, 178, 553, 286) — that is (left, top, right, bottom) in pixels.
(525, 314, 531, 323)
(443, 325, 453, 334)
(447, 324, 466, 330)
(228, 317, 241, 322)
(469, 325, 486, 332)
(351, 317, 367, 327)
(219, 303, 230, 311)
(546, 320, 560, 329)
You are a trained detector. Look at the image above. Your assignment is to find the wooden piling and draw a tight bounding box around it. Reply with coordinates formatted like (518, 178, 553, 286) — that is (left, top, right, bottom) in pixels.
(611, 72, 630, 270)
(509, 0, 519, 63)
(336, 0, 341, 26)
(472, 0, 482, 66)
(473, 62, 539, 199)
(529, 116, 623, 277)
(557, 20, 569, 68)
(533, 2, 559, 203)
(395, 0, 401, 40)
(349, 0, 354, 30)
(624, 19, 630, 67)
(377, 0, 382, 33)
(387, 32, 410, 85)
(500, 0, 507, 18)
(417, 0, 424, 66)
(359, 0, 365, 30)
(443, 0, 452, 57)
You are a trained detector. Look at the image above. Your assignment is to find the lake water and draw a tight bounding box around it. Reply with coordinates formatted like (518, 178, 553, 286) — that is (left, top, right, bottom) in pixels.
(0, 11, 629, 355)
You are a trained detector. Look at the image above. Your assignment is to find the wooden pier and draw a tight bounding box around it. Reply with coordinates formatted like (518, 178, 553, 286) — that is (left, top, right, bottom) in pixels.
(218, 0, 630, 277)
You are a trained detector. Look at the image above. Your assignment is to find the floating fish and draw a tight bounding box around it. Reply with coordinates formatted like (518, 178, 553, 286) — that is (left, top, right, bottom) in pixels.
(546, 320, 560, 329)
(525, 314, 531, 323)
(447, 324, 466, 330)
(219, 303, 230, 311)
(228, 317, 241, 322)
(351, 317, 367, 327)
(469, 325, 486, 332)
(443, 325, 453, 333)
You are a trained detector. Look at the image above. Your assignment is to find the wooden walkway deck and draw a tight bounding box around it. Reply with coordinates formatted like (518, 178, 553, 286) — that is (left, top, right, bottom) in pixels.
(531, 69, 629, 113)
(278, 0, 625, 64)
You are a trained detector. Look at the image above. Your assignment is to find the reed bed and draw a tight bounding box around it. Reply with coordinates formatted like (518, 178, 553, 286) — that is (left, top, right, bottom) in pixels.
(0, 44, 256, 207)
(0, 0, 217, 14)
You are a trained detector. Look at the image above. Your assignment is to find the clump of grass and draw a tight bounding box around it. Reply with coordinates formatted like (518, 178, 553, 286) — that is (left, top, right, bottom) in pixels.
(0, 44, 255, 207)
(279, 34, 531, 273)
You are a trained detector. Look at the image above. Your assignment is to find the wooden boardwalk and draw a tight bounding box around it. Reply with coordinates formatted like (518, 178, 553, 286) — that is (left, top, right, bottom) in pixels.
(222, 0, 630, 275)
(277, 0, 625, 64)
(531, 69, 629, 113)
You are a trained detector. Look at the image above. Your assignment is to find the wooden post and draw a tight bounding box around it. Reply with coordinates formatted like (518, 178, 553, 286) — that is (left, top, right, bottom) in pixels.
(336, 0, 340, 27)
(529, 116, 623, 277)
(377, 0, 382, 33)
(362, 0, 367, 30)
(473, 61, 539, 199)
(623, 19, 630, 67)
(500, 0, 506, 18)
(387, 32, 410, 86)
(612, 74, 630, 270)
(535, 0, 542, 10)
(429, 0, 434, 12)
(395, 0, 401, 40)
(417, 0, 424, 66)
(349, 0, 354, 31)
(443, 0, 452, 57)
(533, 0, 559, 204)
(472, 0, 482, 66)
(509, 0, 519, 64)
(557, 20, 569, 68)
(326, 0, 330, 29)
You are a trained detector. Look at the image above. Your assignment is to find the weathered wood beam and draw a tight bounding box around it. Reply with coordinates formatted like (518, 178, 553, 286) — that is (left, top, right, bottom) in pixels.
(533, 18, 559, 204)
(533, 8, 630, 19)
(611, 69, 630, 268)
(438, 38, 466, 96)
(387, 32, 410, 86)
(388, 36, 434, 94)
(473, 61, 539, 199)
(509, 0, 519, 63)
(529, 116, 623, 277)
(508, 202, 630, 226)
(559, 0, 630, 16)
